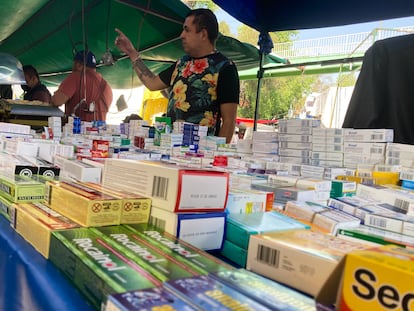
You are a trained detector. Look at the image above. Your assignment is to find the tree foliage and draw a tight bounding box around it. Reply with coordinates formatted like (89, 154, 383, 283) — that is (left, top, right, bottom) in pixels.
(236, 24, 315, 120)
(181, 2, 318, 120)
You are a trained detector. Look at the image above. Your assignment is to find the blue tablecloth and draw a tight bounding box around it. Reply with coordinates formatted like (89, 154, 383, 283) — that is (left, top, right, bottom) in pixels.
(0, 216, 95, 311)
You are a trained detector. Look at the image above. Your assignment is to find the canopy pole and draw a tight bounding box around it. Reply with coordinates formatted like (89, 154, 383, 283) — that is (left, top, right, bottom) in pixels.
(253, 52, 265, 131)
(254, 31, 273, 131)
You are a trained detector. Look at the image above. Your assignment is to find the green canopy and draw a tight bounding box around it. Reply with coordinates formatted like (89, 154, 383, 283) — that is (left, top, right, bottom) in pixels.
(0, 0, 286, 89)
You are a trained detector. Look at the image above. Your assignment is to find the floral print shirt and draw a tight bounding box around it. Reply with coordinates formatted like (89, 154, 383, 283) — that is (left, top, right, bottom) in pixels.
(159, 52, 239, 136)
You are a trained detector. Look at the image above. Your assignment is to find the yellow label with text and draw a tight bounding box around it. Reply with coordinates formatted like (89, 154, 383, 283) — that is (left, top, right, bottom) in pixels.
(339, 245, 414, 311)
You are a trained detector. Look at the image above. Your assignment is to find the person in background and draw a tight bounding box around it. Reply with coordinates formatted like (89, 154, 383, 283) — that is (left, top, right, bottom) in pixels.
(114, 8, 239, 143)
(0, 85, 12, 99)
(22, 65, 51, 103)
(50, 50, 113, 122)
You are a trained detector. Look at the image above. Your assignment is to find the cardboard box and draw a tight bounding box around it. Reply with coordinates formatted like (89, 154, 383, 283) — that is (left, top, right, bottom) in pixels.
(0, 174, 45, 203)
(285, 200, 330, 223)
(0, 194, 13, 220)
(312, 209, 361, 235)
(148, 205, 226, 251)
(125, 223, 233, 274)
(164, 275, 270, 310)
(102, 159, 229, 213)
(210, 268, 317, 311)
(46, 180, 122, 227)
(57, 156, 102, 183)
(11, 202, 79, 258)
(90, 226, 198, 282)
(226, 211, 310, 249)
(336, 225, 414, 248)
(105, 286, 198, 311)
(49, 228, 161, 309)
(82, 182, 151, 224)
(247, 229, 369, 297)
(225, 188, 268, 214)
(317, 245, 414, 310)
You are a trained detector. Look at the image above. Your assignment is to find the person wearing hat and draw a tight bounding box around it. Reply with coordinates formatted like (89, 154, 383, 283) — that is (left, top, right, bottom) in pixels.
(51, 50, 113, 122)
(22, 64, 51, 103)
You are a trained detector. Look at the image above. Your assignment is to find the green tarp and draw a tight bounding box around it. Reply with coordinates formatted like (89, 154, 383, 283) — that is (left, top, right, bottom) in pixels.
(0, 0, 286, 89)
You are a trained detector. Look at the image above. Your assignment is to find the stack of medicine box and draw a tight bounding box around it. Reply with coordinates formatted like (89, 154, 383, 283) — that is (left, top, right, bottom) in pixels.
(220, 211, 310, 267)
(251, 129, 279, 158)
(45, 179, 123, 227)
(278, 119, 320, 165)
(178, 122, 208, 147)
(343, 128, 393, 168)
(267, 174, 332, 205)
(209, 268, 317, 310)
(48, 116, 62, 139)
(284, 200, 361, 235)
(386, 142, 414, 167)
(49, 227, 162, 310)
(102, 158, 229, 251)
(311, 127, 344, 167)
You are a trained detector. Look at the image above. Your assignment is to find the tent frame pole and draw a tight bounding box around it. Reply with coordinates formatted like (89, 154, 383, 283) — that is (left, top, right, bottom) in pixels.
(253, 52, 265, 131)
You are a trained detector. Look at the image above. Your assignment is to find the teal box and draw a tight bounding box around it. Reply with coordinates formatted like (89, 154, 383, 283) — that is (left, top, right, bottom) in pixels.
(220, 239, 247, 268)
(330, 180, 357, 198)
(226, 211, 310, 249)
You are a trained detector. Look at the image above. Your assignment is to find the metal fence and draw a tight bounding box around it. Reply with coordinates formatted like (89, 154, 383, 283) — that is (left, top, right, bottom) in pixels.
(273, 26, 414, 59)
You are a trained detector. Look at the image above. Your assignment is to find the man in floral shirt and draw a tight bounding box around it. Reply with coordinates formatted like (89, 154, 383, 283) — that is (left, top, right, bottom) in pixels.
(115, 8, 239, 143)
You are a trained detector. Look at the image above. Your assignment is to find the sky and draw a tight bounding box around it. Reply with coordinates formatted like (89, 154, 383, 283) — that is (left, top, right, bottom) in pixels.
(215, 10, 414, 41)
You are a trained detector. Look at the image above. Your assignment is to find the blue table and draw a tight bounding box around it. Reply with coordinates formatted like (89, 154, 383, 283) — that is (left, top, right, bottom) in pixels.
(0, 216, 95, 311)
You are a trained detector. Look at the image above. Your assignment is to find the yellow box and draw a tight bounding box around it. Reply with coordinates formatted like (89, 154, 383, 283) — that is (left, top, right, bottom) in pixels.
(0, 174, 45, 203)
(12, 202, 79, 258)
(317, 245, 414, 310)
(46, 181, 122, 227)
(339, 245, 414, 310)
(81, 181, 151, 224)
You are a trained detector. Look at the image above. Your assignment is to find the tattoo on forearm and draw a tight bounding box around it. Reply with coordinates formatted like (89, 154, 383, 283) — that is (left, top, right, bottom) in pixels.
(133, 58, 155, 80)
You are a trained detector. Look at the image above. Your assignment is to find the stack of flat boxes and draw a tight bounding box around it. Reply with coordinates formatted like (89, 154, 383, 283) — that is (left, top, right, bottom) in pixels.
(278, 119, 320, 165)
(102, 158, 229, 251)
(251, 130, 279, 158)
(311, 127, 344, 167)
(343, 129, 393, 168)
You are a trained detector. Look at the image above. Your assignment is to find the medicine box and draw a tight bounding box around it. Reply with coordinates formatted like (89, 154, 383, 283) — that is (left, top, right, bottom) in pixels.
(247, 229, 368, 297)
(148, 205, 226, 251)
(46, 180, 122, 227)
(125, 223, 233, 274)
(49, 228, 161, 309)
(102, 159, 229, 213)
(90, 225, 197, 282)
(11, 201, 79, 258)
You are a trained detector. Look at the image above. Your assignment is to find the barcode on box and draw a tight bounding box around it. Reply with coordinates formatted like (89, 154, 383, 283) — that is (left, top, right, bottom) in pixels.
(394, 199, 410, 212)
(256, 244, 280, 268)
(370, 147, 383, 154)
(371, 134, 383, 140)
(149, 216, 166, 230)
(367, 217, 388, 228)
(401, 171, 414, 181)
(152, 176, 169, 200)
